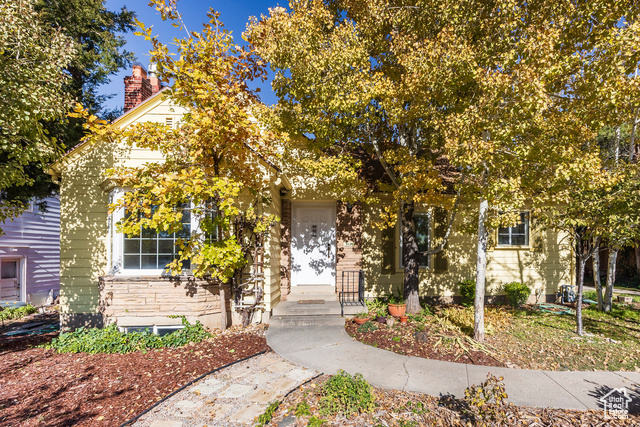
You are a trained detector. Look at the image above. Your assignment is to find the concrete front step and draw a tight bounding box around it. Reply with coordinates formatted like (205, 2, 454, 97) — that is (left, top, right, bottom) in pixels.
(289, 285, 334, 294)
(269, 315, 345, 327)
(286, 292, 338, 302)
(272, 300, 342, 316)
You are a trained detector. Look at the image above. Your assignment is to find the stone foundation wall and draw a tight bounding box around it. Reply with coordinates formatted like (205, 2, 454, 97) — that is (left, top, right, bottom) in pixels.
(100, 276, 231, 330)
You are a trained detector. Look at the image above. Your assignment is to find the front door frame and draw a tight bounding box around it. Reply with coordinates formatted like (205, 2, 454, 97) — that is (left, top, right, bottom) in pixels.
(290, 201, 337, 288)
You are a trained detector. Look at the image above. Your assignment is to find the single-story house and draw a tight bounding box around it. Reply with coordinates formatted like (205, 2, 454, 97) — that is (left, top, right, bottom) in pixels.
(0, 197, 60, 306)
(48, 65, 574, 330)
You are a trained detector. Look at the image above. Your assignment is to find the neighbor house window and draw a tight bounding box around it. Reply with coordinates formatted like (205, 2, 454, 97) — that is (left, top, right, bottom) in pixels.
(497, 212, 529, 246)
(123, 204, 191, 270)
(400, 213, 430, 268)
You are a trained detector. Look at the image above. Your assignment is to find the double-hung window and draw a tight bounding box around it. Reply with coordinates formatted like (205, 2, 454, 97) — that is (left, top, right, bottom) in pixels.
(399, 213, 431, 268)
(497, 212, 529, 246)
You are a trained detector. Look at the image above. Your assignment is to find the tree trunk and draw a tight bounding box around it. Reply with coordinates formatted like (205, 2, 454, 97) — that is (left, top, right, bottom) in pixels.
(604, 249, 618, 312)
(592, 241, 603, 311)
(220, 284, 228, 331)
(474, 198, 489, 343)
(402, 201, 420, 314)
(630, 108, 638, 162)
(635, 241, 640, 276)
(614, 126, 621, 163)
(576, 258, 586, 336)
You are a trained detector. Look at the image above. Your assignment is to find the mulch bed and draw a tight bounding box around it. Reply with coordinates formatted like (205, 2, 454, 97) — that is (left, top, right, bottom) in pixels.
(345, 319, 504, 367)
(0, 322, 269, 427)
(270, 375, 639, 426)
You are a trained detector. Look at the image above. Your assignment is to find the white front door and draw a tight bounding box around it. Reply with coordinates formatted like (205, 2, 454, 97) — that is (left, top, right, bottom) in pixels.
(0, 259, 21, 301)
(291, 204, 336, 286)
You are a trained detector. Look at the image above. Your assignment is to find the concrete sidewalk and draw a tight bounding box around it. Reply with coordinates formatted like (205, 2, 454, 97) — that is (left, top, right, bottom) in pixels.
(584, 285, 640, 297)
(267, 323, 640, 411)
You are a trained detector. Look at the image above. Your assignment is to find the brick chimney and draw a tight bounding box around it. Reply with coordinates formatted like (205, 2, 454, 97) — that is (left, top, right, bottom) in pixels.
(124, 64, 162, 113)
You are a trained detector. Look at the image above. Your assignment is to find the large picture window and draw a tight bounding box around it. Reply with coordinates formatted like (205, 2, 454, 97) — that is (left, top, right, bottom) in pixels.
(400, 213, 430, 268)
(122, 204, 191, 270)
(110, 190, 223, 274)
(497, 212, 529, 246)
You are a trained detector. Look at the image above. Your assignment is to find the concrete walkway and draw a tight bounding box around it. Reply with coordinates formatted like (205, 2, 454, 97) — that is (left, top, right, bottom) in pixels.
(132, 352, 318, 427)
(584, 285, 640, 297)
(267, 323, 640, 411)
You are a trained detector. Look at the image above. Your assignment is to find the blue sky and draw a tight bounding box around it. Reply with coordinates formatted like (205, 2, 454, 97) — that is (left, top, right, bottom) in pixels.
(100, 0, 283, 112)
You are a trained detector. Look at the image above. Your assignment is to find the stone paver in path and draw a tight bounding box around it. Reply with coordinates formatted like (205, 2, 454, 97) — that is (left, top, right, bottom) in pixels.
(132, 352, 318, 427)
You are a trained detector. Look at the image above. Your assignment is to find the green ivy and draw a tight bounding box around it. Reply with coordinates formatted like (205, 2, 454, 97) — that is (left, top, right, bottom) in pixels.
(319, 370, 375, 417)
(45, 317, 210, 354)
(0, 304, 37, 321)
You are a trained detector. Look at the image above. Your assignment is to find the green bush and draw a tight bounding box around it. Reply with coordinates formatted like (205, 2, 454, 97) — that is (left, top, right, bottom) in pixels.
(319, 370, 375, 417)
(357, 321, 378, 333)
(583, 290, 599, 301)
(0, 304, 37, 321)
(502, 282, 531, 307)
(45, 317, 211, 354)
(408, 307, 432, 323)
(458, 279, 476, 305)
(365, 297, 387, 313)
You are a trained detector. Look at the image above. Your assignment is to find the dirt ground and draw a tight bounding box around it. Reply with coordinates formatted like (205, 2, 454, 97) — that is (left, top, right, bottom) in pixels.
(0, 319, 269, 427)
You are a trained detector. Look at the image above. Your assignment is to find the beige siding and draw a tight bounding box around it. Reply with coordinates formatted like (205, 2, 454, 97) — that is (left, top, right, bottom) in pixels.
(263, 182, 283, 311)
(58, 97, 186, 319)
(58, 95, 284, 323)
(362, 203, 573, 300)
(59, 134, 114, 315)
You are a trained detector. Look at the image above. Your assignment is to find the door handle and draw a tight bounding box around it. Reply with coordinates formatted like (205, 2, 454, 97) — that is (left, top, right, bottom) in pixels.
(327, 243, 331, 257)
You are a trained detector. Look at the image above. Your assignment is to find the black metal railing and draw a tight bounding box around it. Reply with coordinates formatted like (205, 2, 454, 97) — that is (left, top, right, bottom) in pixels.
(340, 270, 365, 316)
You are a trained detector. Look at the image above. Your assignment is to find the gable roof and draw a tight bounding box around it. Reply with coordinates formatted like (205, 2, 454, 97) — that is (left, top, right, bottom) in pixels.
(49, 88, 171, 176)
(48, 87, 283, 181)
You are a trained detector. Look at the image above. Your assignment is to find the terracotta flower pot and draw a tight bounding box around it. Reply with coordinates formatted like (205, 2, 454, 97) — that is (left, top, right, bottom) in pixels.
(388, 303, 406, 318)
(354, 317, 369, 325)
(399, 315, 408, 323)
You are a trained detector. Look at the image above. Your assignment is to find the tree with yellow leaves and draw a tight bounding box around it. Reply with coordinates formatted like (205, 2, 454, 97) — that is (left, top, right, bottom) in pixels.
(248, 0, 465, 314)
(83, 1, 281, 326)
(249, 0, 639, 341)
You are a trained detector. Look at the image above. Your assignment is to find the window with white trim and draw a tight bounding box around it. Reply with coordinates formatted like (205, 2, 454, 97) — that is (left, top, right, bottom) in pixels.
(111, 189, 195, 274)
(110, 189, 225, 274)
(122, 203, 191, 270)
(497, 212, 529, 246)
(399, 213, 431, 268)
